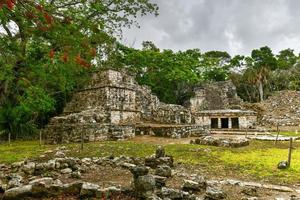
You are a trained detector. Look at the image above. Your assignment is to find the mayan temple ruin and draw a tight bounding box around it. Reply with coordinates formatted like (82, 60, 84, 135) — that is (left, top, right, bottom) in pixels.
(43, 69, 257, 144)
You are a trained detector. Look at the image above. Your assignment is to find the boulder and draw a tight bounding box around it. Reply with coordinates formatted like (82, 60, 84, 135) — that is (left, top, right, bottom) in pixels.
(54, 151, 65, 158)
(204, 187, 226, 200)
(2, 185, 32, 200)
(241, 186, 258, 196)
(155, 165, 172, 178)
(8, 174, 23, 189)
(153, 175, 167, 188)
(61, 168, 72, 174)
(71, 171, 81, 179)
(134, 175, 155, 193)
(80, 182, 100, 198)
(22, 162, 36, 175)
(182, 180, 202, 192)
(130, 166, 149, 179)
(277, 161, 289, 169)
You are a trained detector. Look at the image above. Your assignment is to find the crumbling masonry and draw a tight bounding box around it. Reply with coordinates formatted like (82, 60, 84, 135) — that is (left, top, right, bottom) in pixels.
(43, 70, 257, 144)
(43, 70, 206, 143)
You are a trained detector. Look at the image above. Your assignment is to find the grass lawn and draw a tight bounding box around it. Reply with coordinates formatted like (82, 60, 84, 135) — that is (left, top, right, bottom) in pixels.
(1, 138, 300, 184)
(272, 131, 300, 137)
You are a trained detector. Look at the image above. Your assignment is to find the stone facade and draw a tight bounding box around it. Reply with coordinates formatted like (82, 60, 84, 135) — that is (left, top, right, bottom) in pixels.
(194, 110, 257, 129)
(43, 70, 204, 144)
(188, 81, 242, 112)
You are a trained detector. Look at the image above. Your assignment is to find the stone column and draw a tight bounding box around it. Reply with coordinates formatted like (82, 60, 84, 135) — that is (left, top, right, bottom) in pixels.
(218, 118, 222, 129)
(228, 118, 232, 129)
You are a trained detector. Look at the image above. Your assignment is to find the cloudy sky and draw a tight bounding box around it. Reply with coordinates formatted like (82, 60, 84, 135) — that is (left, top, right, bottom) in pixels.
(122, 0, 300, 56)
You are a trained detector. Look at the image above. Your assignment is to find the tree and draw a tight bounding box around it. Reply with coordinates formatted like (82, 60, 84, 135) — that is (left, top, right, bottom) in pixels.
(250, 46, 277, 101)
(276, 48, 297, 70)
(199, 51, 231, 81)
(118, 44, 201, 104)
(0, 0, 158, 139)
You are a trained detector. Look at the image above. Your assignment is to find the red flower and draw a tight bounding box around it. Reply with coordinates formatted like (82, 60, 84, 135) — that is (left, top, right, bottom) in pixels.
(35, 4, 43, 12)
(6, 0, 15, 10)
(49, 49, 55, 59)
(61, 52, 69, 63)
(44, 12, 53, 25)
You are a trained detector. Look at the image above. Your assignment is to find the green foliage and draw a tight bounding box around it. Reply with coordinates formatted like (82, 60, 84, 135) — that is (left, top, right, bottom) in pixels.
(117, 43, 202, 104)
(0, 0, 158, 139)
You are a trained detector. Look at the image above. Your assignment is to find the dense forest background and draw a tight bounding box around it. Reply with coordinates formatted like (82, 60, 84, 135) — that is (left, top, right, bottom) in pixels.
(0, 0, 299, 139)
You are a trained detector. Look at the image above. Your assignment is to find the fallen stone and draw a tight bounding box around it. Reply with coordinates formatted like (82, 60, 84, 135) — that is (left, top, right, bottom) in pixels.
(54, 151, 65, 158)
(71, 171, 81, 179)
(278, 161, 289, 169)
(130, 166, 149, 178)
(204, 187, 226, 200)
(134, 175, 155, 193)
(80, 182, 100, 198)
(3, 185, 32, 200)
(155, 165, 172, 178)
(61, 168, 72, 174)
(22, 162, 36, 175)
(8, 174, 23, 189)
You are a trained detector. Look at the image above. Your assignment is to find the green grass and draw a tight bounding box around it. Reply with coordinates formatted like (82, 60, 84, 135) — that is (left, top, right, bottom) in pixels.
(272, 131, 300, 137)
(1, 139, 300, 184)
(0, 141, 55, 164)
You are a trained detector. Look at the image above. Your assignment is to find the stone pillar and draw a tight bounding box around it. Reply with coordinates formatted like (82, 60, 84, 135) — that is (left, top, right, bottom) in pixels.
(228, 118, 232, 129)
(218, 118, 222, 129)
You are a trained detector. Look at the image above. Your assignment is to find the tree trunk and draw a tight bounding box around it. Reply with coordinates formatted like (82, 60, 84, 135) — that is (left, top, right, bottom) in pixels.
(258, 80, 264, 102)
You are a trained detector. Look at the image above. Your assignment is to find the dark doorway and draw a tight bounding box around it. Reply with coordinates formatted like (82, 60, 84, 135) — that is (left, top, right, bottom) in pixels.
(232, 118, 239, 129)
(211, 118, 218, 129)
(221, 118, 229, 128)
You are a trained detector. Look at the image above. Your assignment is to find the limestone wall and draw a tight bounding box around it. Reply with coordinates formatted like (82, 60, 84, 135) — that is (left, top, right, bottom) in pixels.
(43, 69, 197, 143)
(188, 81, 242, 112)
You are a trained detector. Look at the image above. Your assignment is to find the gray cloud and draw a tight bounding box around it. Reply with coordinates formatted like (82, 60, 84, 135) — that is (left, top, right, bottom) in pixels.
(121, 0, 300, 56)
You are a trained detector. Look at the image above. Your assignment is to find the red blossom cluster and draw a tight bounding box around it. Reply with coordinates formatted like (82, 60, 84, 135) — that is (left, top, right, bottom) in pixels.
(0, 0, 15, 10)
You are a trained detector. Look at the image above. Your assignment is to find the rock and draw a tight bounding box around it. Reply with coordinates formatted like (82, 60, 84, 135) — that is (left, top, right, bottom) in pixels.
(204, 187, 226, 200)
(160, 187, 184, 199)
(3, 185, 32, 200)
(155, 165, 172, 178)
(153, 175, 167, 188)
(121, 162, 136, 170)
(46, 160, 56, 170)
(134, 175, 155, 193)
(145, 156, 174, 168)
(130, 166, 149, 178)
(195, 136, 249, 148)
(22, 162, 36, 175)
(63, 181, 83, 194)
(8, 174, 23, 189)
(29, 177, 54, 186)
(242, 186, 257, 196)
(80, 182, 100, 198)
(182, 179, 204, 192)
(81, 158, 92, 165)
(71, 171, 81, 179)
(278, 161, 289, 169)
(54, 151, 65, 158)
(156, 146, 165, 158)
(61, 168, 72, 174)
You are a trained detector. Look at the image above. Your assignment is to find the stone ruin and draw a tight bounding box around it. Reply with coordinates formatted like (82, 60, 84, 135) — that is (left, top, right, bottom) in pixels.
(43, 70, 207, 144)
(187, 81, 242, 112)
(43, 69, 258, 144)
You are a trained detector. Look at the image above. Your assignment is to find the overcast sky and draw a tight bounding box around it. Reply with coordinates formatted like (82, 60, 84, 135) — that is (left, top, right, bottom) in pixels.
(121, 0, 300, 56)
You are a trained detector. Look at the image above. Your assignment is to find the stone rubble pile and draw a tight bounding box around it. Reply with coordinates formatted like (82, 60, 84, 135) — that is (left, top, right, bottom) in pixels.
(259, 90, 300, 126)
(1, 146, 300, 200)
